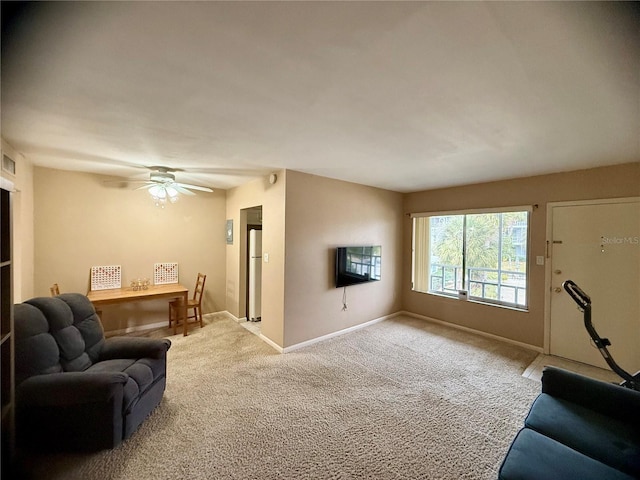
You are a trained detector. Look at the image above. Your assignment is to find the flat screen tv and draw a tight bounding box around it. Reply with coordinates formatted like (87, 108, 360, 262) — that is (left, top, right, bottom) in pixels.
(335, 246, 381, 288)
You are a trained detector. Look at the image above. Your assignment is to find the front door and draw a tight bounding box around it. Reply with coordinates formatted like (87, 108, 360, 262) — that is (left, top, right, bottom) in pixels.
(549, 199, 640, 371)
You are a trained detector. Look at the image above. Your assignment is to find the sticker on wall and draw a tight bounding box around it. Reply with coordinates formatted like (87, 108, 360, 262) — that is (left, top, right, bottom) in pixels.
(154, 262, 179, 285)
(90, 265, 122, 291)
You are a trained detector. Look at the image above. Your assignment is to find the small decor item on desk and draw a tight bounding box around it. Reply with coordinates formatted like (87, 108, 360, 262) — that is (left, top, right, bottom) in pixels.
(131, 278, 150, 291)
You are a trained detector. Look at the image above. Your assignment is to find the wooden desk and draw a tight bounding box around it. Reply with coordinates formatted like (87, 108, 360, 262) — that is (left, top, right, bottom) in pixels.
(87, 284, 190, 336)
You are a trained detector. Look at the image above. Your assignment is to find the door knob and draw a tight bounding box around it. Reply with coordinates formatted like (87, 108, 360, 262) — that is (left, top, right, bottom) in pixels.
(554, 287, 562, 293)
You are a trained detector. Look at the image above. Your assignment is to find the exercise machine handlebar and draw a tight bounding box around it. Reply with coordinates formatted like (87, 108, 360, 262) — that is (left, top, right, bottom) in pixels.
(562, 279, 638, 390)
(562, 279, 590, 309)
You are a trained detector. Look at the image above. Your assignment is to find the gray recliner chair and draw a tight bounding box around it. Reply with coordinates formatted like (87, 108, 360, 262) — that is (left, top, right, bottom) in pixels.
(14, 293, 171, 451)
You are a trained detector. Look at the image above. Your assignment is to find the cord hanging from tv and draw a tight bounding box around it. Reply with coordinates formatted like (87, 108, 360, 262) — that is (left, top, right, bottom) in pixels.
(335, 246, 381, 288)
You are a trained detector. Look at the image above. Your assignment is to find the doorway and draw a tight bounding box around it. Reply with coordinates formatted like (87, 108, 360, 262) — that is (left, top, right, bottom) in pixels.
(547, 198, 640, 372)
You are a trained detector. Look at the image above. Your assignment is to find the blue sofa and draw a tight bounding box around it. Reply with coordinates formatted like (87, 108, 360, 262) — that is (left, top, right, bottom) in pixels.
(14, 293, 171, 451)
(499, 366, 640, 479)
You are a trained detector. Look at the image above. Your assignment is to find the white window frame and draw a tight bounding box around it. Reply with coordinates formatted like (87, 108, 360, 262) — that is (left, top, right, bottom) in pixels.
(411, 205, 532, 310)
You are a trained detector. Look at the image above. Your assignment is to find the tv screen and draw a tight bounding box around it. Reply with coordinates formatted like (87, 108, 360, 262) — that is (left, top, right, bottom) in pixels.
(335, 246, 381, 288)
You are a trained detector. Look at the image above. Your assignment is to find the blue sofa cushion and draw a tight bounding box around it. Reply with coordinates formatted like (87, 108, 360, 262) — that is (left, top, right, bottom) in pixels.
(541, 366, 640, 426)
(57, 293, 106, 362)
(14, 304, 63, 385)
(86, 356, 166, 414)
(25, 297, 92, 372)
(525, 393, 640, 477)
(499, 428, 637, 480)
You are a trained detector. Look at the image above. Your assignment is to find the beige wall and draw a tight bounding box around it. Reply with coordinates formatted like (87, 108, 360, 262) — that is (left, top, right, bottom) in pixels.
(283, 171, 403, 348)
(402, 162, 640, 348)
(1, 139, 35, 302)
(224, 170, 404, 350)
(16, 158, 639, 348)
(225, 171, 286, 346)
(34, 167, 227, 333)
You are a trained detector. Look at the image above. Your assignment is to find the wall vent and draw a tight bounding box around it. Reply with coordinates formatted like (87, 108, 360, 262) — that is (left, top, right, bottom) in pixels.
(2, 155, 15, 175)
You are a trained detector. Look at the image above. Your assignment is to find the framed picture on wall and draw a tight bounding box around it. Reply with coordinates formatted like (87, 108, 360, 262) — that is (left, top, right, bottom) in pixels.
(226, 219, 233, 244)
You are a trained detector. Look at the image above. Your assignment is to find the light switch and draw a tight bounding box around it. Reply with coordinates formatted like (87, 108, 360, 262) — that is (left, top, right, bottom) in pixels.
(536, 256, 544, 266)
(264, 252, 269, 263)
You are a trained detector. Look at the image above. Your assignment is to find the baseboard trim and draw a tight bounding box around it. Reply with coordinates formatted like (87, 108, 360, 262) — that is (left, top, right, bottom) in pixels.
(218, 311, 242, 322)
(105, 320, 169, 337)
(399, 310, 543, 353)
(207, 309, 542, 355)
(222, 311, 283, 353)
(281, 312, 403, 354)
(259, 334, 284, 353)
(105, 312, 221, 337)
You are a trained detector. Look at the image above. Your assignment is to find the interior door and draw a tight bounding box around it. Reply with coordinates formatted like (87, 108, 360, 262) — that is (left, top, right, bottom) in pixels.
(549, 199, 640, 371)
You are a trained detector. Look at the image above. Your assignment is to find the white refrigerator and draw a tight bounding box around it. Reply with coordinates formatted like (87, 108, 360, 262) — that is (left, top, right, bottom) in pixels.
(249, 229, 262, 321)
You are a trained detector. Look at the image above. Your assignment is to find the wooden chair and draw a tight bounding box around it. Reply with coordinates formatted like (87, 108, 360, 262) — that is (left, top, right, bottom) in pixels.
(169, 273, 206, 332)
(50, 283, 60, 296)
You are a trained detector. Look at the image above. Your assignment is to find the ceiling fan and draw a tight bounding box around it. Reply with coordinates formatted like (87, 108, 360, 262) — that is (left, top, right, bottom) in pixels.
(104, 163, 274, 205)
(119, 166, 214, 206)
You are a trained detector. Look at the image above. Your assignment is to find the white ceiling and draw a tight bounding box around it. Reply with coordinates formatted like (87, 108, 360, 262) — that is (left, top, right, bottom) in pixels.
(2, 1, 639, 192)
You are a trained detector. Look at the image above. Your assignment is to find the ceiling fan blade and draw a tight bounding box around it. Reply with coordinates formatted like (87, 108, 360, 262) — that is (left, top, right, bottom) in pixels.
(135, 183, 155, 190)
(175, 182, 213, 193)
(172, 184, 196, 196)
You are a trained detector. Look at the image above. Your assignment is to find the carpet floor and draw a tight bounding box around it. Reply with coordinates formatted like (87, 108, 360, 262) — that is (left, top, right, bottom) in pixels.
(15, 314, 540, 480)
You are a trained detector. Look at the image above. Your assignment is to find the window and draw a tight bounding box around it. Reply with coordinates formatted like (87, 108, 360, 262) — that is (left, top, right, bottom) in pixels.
(412, 208, 530, 309)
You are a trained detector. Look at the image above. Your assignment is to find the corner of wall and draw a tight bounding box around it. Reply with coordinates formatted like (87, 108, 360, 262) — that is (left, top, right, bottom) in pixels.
(224, 170, 287, 348)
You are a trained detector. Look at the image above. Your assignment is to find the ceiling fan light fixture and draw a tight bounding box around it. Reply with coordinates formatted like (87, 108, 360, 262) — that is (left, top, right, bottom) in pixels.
(148, 183, 179, 207)
(127, 166, 212, 207)
(166, 185, 179, 198)
(148, 184, 165, 199)
(166, 185, 179, 203)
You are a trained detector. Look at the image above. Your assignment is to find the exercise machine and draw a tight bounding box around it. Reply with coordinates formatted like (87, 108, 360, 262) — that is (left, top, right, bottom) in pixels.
(563, 279, 640, 391)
